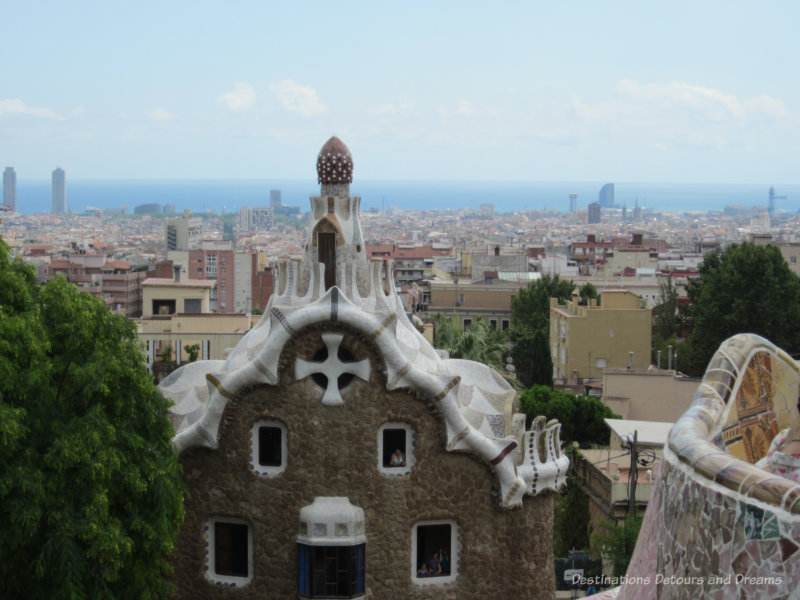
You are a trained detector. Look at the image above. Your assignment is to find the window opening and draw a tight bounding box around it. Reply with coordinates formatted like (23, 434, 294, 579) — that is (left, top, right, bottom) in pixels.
(250, 420, 287, 476)
(378, 423, 415, 475)
(382, 428, 406, 467)
(215, 522, 249, 577)
(298, 544, 365, 598)
(319, 231, 336, 290)
(259, 426, 282, 466)
(413, 522, 456, 583)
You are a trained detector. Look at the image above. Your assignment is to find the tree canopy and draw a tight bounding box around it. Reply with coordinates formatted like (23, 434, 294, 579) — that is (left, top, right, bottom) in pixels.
(685, 242, 800, 374)
(0, 238, 185, 599)
(518, 384, 619, 446)
(432, 314, 506, 371)
(510, 275, 575, 387)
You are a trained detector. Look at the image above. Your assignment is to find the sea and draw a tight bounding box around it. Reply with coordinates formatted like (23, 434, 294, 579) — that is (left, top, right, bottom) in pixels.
(9, 179, 800, 216)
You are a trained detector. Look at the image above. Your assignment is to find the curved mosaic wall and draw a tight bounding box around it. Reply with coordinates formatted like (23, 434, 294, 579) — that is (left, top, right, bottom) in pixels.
(611, 334, 800, 600)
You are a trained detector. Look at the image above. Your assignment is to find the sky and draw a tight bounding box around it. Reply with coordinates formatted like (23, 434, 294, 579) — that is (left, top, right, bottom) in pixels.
(1, 1, 798, 184)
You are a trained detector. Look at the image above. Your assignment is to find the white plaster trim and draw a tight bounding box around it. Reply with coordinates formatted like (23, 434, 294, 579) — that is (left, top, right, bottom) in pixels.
(249, 420, 287, 477)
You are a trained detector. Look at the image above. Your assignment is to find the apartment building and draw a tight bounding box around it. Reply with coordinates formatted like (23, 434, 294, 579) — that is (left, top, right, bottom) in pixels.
(550, 290, 652, 381)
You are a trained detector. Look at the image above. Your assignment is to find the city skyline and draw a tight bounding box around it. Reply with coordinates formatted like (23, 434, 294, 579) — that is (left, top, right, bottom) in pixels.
(1, 2, 798, 184)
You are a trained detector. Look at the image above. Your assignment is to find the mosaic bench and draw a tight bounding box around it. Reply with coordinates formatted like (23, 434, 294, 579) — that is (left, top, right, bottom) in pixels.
(612, 334, 800, 600)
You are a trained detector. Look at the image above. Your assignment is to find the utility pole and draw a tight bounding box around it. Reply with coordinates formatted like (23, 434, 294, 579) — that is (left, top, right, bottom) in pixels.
(627, 430, 638, 518)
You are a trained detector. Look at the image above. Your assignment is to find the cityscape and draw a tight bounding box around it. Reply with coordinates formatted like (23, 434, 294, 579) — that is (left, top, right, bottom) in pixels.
(3, 2, 800, 599)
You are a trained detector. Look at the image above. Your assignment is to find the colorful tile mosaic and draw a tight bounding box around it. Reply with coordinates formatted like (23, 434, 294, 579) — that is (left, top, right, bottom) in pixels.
(614, 334, 800, 600)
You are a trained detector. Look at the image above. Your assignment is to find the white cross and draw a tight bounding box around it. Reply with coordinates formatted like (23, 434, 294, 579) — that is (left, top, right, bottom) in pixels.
(294, 333, 370, 406)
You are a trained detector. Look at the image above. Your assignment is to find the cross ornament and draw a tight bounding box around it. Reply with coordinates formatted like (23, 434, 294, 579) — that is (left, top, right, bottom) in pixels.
(294, 333, 370, 406)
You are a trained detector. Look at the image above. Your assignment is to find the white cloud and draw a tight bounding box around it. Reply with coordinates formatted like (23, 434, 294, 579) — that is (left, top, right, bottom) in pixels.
(618, 79, 746, 119)
(149, 107, 176, 120)
(217, 82, 256, 113)
(0, 98, 63, 120)
(456, 100, 475, 116)
(368, 102, 409, 116)
(746, 95, 789, 118)
(269, 80, 327, 116)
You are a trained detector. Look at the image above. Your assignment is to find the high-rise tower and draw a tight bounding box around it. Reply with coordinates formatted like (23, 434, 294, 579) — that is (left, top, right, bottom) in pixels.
(52, 168, 66, 215)
(568, 192, 577, 213)
(3, 167, 16, 212)
(598, 183, 614, 208)
(588, 202, 601, 224)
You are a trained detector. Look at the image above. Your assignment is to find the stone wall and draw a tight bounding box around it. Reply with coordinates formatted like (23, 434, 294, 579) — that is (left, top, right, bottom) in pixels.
(171, 322, 555, 599)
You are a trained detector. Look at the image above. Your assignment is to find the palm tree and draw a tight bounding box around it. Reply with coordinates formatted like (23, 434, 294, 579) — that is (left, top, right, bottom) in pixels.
(432, 314, 507, 371)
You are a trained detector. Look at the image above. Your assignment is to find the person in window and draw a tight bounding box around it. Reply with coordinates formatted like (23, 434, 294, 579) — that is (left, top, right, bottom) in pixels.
(390, 448, 405, 466)
(756, 399, 800, 483)
(417, 563, 430, 578)
(427, 552, 442, 576)
(439, 549, 449, 574)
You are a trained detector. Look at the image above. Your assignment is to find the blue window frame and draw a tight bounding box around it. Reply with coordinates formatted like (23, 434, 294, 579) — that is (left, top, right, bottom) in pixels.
(298, 543, 365, 598)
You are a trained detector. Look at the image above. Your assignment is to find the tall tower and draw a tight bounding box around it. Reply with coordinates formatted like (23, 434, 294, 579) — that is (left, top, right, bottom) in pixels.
(598, 183, 614, 208)
(270, 189, 282, 208)
(568, 193, 577, 213)
(3, 167, 16, 212)
(297, 136, 369, 294)
(588, 202, 601, 224)
(52, 168, 66, 215)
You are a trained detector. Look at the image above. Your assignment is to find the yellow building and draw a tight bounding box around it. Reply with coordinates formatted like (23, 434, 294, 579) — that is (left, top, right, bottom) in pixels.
(137, 312, 258, 369)
(428, 277, 528, 331)
(550, 290, 651, 381)
(142, 276, 215, 317)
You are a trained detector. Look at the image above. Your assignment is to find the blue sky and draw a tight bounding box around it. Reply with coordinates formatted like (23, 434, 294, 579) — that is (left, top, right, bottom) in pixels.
(2, 1, 798, 183)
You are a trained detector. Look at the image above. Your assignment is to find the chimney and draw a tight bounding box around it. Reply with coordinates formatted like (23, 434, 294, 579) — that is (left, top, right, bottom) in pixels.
(173, 264, 182, 282)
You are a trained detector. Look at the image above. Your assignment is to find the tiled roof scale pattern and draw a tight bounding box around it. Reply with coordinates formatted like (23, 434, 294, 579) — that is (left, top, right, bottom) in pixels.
(316, 136, 353, 185)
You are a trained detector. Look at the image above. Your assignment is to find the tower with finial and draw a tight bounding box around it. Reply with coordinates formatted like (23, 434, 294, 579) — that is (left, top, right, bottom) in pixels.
(161, 137, 567, 600)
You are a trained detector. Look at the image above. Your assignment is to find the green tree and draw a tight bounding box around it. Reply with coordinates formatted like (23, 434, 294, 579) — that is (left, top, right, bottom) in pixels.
(578, 282, 600, 306)
(184, 343, 200, 363)
(0, 238, 185, 599)
(653, 274, 679, 340)
(510, 275, 575, 386)
(432, 314, 506, 371)
(590, 516, 643, 576)
(157, 342, 174, 363)
(519, 384, 619, 446)
(685, 242, 800, 375)
(553, 446, 591, 557)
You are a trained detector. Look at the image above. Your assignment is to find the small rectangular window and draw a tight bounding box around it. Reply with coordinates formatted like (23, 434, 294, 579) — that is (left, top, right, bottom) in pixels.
(489, 319, 497, 330)
(382, 428, 406, 467)
(502, 320, 510, 331)
(378, 423, 415, 474)
(214, 522, 249, 578)
(251, 420, 287, 475)
(259, 426, 282, 466)
(413, 521, 456, 583)
(463, 318, 472, 331)
(184, 298, 202, 313)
